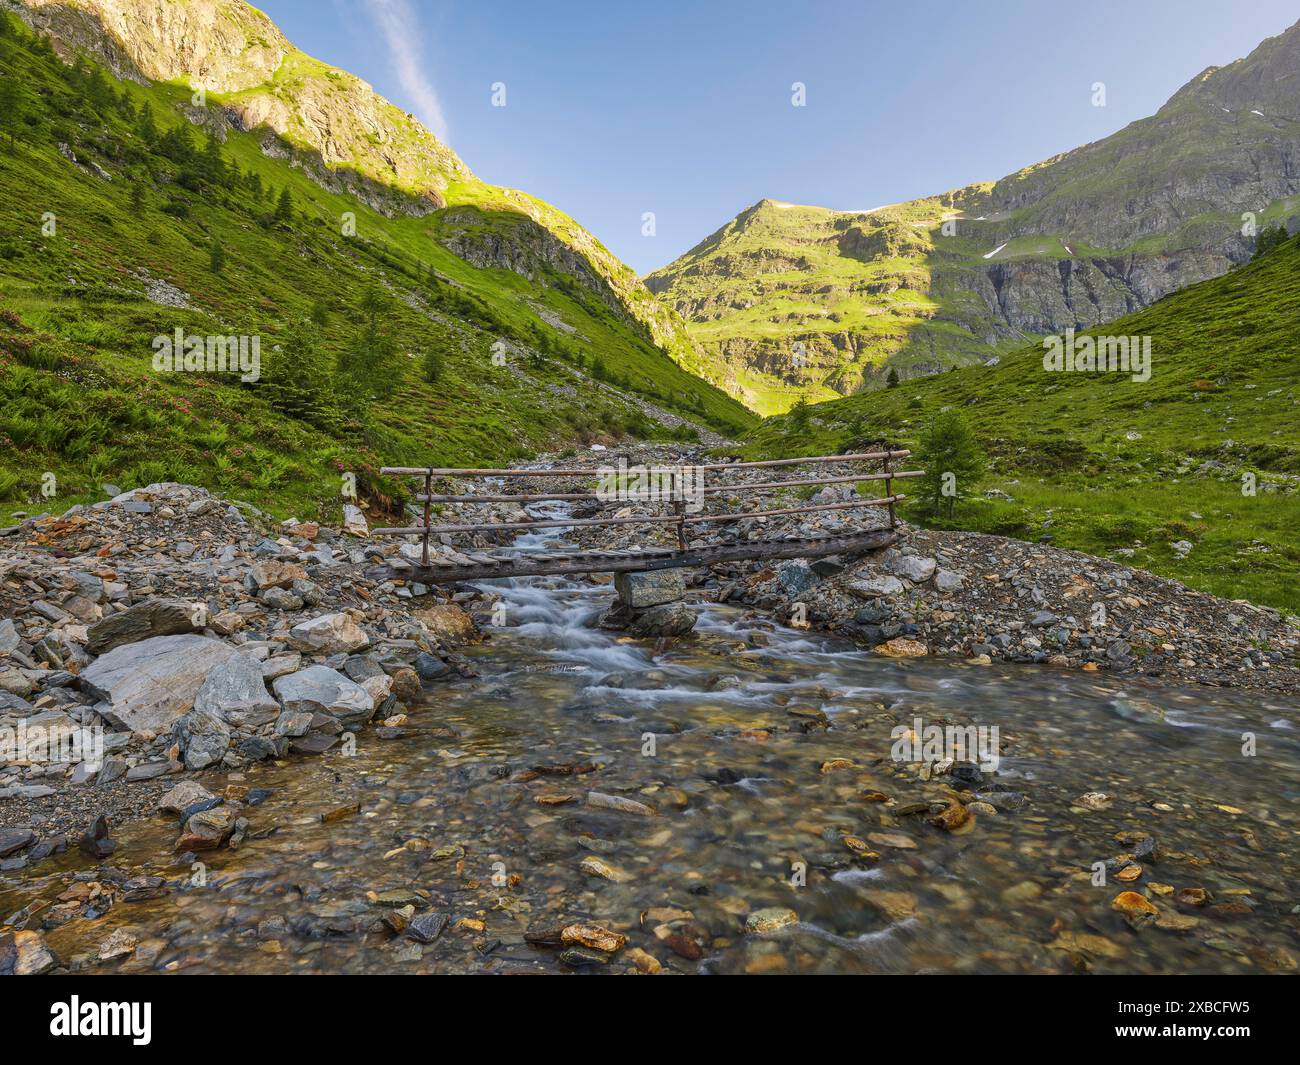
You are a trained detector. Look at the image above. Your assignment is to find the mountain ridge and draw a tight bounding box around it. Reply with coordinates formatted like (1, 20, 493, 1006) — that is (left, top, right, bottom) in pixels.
(648, 18, 1300, 414)
(6, 0, 702, 366)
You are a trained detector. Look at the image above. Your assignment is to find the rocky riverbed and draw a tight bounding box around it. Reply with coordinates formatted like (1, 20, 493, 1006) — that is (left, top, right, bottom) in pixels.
(1, 455, 1297, 974)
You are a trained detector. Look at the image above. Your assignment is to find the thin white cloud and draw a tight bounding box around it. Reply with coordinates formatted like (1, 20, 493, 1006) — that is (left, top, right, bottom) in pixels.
(363, 0, 449, 141)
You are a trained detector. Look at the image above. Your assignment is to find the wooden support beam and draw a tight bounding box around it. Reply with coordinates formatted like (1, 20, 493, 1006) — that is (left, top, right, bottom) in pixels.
(390, 529, 898, 584)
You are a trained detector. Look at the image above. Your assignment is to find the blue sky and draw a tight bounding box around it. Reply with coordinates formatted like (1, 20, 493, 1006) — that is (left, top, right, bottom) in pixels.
(259, 0, 1299, 275)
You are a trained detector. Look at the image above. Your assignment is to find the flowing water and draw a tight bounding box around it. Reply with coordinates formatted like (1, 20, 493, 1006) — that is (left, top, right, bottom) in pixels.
(3, 507, 1298, 974)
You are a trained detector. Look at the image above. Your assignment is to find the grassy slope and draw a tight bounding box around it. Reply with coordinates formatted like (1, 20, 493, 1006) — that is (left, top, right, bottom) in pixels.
(738, 237, 1300, 612)
(0, 17, 755, 525)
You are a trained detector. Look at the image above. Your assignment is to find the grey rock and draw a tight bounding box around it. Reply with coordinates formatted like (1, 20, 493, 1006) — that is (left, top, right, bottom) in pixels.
(847, 575, 904, 599)
(194, 653, 280, 729)
(614, 569, 686, 609)
(125, 761, 170, 782)
(172, 703, 232, 771)
(626, 602, 696, 638)
(261, 586, 304, 611)
(0, 619, 21, 655)
(79, 635, 237, 734)
(157, 780, 217, 815)
(273, 665, 373, 727)
(889, 555, 937, 582)
(775, 559, 819, 597)
(85, 598, 201, 655)
(288, 613, 369, 655)
(413, 651, 450, 680)
(933, 569, 964, 592)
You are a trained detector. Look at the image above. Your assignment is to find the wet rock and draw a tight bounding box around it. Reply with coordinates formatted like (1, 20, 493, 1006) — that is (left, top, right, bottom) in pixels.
(177, 806, 238, 851)
(614, 569, 686, 608)
(873, 636, 927, 658)
(157, 780, 216, 815)
(288, 612, 369, 655)
(98, 927, 137, 962)
(85, 598, 200, 655)
(626, 602, 696, 637)
(928, 801, 974, 833)
(413, 651, 451, 680)
(587, 790, 656, 816)
(413, 603, 481, 647)
(78, 814, 115, 859)
(559, 945, 611, 967)
(8, 930, 57, 975)
(0, 828, 35, 858)
(744, 907, 798, 934)
(406, 912, 449, 943)
(79, 634, 237, 733)
(560, 922, 626, 953)
(120, 875, 167, 902)
(1112, 891, 1158, 925)
(320, 801, 361, 823)
(580, 855, 632, 882)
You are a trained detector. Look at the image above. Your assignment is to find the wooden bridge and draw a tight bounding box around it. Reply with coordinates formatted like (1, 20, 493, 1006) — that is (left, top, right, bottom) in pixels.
(374, 450, 921, 584)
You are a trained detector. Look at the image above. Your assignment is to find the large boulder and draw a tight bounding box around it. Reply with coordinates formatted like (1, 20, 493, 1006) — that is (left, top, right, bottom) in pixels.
(288, 613, 369, 655)
(413, 603, 481, 647)
(85, 598, 200, 655)
(614, 569, 685, 609)
(194, 653, 279, 728)
(775, 560, 819, 597)
(79, 635, 237, 733)
(626, 602, 696, 638)
(273, 665, 373, 727)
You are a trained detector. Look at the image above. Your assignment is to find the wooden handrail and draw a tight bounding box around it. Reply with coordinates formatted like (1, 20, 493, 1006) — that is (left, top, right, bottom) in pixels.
(411, 469, 924, 505)
(380, 450, 910, 478)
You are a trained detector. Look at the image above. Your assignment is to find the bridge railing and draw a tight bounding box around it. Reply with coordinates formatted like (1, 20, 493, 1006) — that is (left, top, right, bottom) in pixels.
(374, 450, 922, 567)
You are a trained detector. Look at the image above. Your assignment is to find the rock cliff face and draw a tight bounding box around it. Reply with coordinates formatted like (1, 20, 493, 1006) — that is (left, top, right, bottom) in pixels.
(648, 19, 1300, 414)
(9, 0, 697, 362)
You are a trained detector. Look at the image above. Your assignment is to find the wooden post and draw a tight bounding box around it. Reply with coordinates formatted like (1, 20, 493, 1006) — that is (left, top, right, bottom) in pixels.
(421, 472, 432, 567)
(882, 452, 896, 530)
(672, 468, 688, 551)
